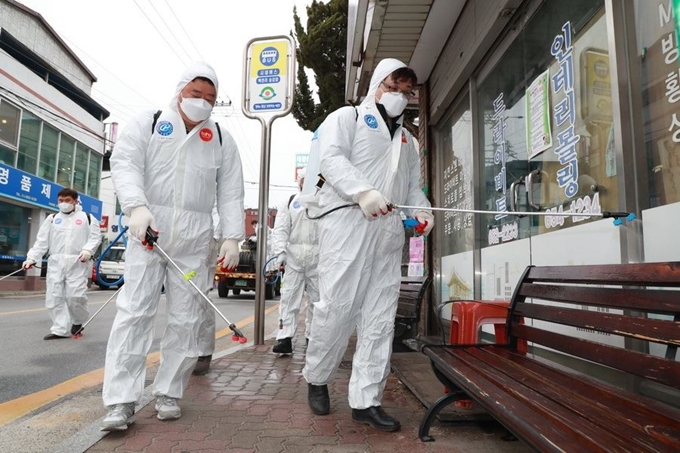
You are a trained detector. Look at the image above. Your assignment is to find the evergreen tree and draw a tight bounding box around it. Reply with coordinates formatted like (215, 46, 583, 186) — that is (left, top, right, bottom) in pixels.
(292, 0, 347, 132)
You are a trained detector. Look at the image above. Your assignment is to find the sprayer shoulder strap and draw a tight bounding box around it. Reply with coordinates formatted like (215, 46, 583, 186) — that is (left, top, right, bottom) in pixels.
(47, 213, 91, 224)
(151, 110, 222, 146)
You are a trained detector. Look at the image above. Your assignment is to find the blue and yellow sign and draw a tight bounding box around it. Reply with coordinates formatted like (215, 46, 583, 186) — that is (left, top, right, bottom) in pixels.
(247, 40, 290, 113)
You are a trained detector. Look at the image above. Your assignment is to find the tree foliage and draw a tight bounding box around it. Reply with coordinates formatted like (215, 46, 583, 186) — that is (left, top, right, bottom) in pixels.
(292, 0, 347, 132)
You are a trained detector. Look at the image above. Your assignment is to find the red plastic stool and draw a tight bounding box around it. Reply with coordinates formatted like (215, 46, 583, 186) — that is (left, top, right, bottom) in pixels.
(450, 300, 511, 344)
(447, 300, 520, 409)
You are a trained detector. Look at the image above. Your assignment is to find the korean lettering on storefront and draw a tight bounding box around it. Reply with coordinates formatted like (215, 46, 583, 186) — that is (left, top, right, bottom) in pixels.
(551, 21, 580, 199)
(660, 1, 680, 142)
(0, 163, 102, 218)
(492, 93, 508, 220)
(442, 158, 472, 236)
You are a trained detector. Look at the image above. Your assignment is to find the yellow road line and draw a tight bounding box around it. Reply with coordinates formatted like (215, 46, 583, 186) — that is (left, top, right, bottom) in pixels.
(0, 304, 278, 427)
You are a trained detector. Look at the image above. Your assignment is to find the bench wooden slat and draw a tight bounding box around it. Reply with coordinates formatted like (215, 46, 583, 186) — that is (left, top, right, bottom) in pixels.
(447, 347, 669, 453)
(512, 324, 680, 388)
(513, 303, 680, 346)
(393, 276, 432, 350)
(400, 276, 429, 284)
(485, 347, 680, 443)
(525, 262, 680, 286)
(427, 346, 636, 452)
(419, 262, 680, 448)
(470, 347, 680, 450)
(518, 283, 680, 315)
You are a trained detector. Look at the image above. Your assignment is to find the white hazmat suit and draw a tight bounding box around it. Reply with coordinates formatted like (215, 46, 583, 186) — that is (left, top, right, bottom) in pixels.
(26, 206, 101, 336)
(103, 62, 245, 406)
(197, 204, 222, 359)
(302, 58, 431, 409)
(270, 189, 319, 341)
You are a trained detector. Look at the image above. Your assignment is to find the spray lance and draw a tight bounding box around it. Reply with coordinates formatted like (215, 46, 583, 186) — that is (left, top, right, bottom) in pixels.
(0, 264, 43, 283)
(144, 227, 247, 344)
(389, 203, 636, 232)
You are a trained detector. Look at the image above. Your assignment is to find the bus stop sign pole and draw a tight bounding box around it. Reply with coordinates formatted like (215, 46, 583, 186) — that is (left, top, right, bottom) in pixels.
(242, 35, 296, 345)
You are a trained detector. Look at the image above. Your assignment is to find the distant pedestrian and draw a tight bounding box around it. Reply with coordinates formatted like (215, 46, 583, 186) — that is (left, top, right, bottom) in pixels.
(270, 169, 319, 354)
(23, 188, 101, 340)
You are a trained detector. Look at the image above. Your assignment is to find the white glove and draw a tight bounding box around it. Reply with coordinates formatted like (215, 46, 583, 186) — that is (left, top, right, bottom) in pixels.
(358, 190, 389, 219)
(415, 211, 435, 235)
(22, 259, 36, 270)
(276, 252, 286, 266)
(129, 206, 157, 242)
(78, 250, 92, 262)
(218, 239, 240, 271)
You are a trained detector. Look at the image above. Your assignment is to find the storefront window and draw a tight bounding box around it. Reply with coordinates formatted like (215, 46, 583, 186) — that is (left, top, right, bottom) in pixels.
(73, 143, 89, 193)
(39, 123, 58, 181)
(635, 0, 680, 206)
(87, 151, 101, 197)
(0, 98, 20, 147)
(439, 100, 475, 304)
(57, 134, 74, 187)
(440, 105, 474, 256)
(478, 0, 615, 244)
(0, 201, 31, 269)
(17, 111, 40, 174)
(0, 144, 14, 165)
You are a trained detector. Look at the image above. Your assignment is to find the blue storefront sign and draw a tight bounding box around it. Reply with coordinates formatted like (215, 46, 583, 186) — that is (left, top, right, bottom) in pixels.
(0, 163, 103, 219)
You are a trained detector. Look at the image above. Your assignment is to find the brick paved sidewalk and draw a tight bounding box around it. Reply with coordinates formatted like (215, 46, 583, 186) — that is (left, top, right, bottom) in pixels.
(87, 336, 529, 453)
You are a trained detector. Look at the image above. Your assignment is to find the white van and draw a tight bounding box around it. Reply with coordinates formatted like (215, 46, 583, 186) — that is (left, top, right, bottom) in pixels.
(96, 246, 125, 289)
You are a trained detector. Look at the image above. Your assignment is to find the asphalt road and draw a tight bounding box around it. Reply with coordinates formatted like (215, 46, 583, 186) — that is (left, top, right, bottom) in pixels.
(0, 287, 270, 404)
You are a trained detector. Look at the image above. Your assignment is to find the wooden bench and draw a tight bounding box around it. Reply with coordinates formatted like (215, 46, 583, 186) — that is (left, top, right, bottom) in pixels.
(419, 262, 680, 452)
(393, 275, 432, 352)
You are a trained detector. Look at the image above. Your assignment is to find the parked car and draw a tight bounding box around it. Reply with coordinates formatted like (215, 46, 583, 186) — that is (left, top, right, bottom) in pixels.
(95, 246, 125, 289)
(213, 236, 280, 299)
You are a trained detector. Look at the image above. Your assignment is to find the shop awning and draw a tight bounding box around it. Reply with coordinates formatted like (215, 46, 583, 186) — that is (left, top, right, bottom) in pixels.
(346, 0, 465, 103)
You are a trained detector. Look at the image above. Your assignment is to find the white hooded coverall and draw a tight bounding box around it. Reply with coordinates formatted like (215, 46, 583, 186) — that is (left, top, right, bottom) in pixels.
(103, 62, 245, 405)
(197, 204, 222, 357)
(270, 192, 319, 340)
(26, 206, 101, 336)
(302, 58, 431, 409)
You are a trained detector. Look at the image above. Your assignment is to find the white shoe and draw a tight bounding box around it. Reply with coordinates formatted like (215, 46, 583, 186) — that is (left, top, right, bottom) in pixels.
(155, 395, 181, 420)
(100, 403, 135, 431)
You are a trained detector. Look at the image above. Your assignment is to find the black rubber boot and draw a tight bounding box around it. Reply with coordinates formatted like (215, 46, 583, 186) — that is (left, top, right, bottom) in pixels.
(71, 324, 83, 335)
(307, 383, 330, 415)
(352, 406, 401, 432)
(272, 337, 292, 354)
(192, 355, 212, 375)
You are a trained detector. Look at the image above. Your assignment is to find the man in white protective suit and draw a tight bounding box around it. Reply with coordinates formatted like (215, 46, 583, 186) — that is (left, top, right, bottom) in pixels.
(23, 188, 101, 340)
(192, 204, 222, 376)
(270, 168, 319, 355)
(101, 62, 245, 431)
(302, 58, 433, 432)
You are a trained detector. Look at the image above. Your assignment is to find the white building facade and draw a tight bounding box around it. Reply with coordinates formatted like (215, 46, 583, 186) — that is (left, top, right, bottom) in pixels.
(0, 0, 108, 290)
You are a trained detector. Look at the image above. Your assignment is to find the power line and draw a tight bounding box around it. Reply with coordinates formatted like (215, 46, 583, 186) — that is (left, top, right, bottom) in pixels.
(0, 39, 111, 118)
(133, 0, 188, 66)
(162, 0, 205, 61)
(61, 36, 158, 107)
(144, 0, 194, 63)
(0, 87, 111, 147)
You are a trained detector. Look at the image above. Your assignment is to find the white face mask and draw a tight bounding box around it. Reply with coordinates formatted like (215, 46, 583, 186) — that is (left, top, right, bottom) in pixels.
(378, 91, 409, 117)
(179, 96, 213, 122)
(58, 202, 75, 214)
